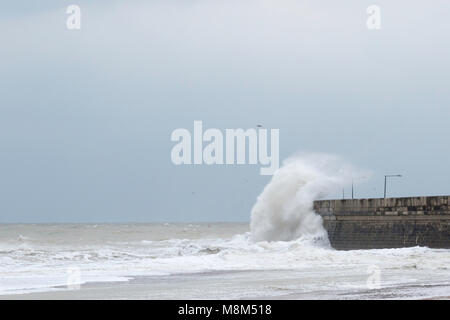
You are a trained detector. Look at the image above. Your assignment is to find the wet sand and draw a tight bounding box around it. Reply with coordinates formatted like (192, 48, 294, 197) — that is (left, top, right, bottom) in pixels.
(2, 274, 450, 300)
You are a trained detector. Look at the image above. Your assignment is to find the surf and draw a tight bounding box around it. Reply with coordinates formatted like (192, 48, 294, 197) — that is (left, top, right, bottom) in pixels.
(250, 153, 367, 242)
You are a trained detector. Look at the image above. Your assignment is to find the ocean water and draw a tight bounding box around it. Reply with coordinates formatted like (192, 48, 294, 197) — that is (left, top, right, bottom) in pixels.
(1, 223, 450, 299)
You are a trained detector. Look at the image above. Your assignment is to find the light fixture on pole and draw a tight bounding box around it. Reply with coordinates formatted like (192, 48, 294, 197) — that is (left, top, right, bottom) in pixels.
(384, 174, 402, 198)
(351, 176, 368, 199)
(352, 179, 354, 199)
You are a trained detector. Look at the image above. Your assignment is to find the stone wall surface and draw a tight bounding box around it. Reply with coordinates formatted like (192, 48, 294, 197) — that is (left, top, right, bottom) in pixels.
(313, 196, 450, 250)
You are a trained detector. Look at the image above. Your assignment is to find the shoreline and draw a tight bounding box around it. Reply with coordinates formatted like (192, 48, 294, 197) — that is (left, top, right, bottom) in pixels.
(1, 275, 449, 300)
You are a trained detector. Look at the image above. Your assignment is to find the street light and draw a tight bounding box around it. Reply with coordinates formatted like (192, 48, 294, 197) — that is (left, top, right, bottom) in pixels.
(384, 174, 402, 198)
(352, 176, 368, 199)
(352, 180, 354, 199)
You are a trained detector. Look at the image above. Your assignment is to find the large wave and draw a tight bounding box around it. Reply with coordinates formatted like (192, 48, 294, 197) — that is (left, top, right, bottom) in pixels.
(250, 153, 368, 242)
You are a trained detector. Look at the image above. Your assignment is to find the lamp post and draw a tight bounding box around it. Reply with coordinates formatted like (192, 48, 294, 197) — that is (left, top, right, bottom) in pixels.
(351, 176, 368, 199)
(352, 179, 354, 199)
(384, 174, 402, 198)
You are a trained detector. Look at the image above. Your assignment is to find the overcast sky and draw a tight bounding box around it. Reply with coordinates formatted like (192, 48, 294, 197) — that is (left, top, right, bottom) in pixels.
(1, 0, 449, 223)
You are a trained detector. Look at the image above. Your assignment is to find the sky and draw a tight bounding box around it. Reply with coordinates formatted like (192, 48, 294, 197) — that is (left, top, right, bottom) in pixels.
(0, 0, 449, 223)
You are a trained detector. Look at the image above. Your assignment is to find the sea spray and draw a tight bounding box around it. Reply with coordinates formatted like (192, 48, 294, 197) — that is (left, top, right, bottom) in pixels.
(250, 153, 368, 242)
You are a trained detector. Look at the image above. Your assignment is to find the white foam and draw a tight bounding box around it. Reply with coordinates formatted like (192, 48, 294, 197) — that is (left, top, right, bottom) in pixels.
(250, 153, 368, 242)
(1, 231, 450, 297)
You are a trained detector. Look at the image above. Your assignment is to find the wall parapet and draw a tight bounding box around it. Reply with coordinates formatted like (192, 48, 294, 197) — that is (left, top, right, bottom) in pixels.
(313, 196, 450, 250)
(314, 196, 450, 217)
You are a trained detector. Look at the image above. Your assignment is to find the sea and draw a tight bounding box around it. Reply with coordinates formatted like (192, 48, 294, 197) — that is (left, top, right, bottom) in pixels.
(1, 223, 450, 299)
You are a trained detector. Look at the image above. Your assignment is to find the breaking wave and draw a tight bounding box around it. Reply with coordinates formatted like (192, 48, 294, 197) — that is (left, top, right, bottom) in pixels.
(250, 153, 368, 242)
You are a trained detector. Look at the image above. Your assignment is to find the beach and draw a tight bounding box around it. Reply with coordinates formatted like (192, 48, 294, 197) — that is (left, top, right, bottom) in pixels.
(1, 223, 450, 299)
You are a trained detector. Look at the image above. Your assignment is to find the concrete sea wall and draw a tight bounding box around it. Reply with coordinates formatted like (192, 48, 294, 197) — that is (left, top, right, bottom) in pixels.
(313, 196, 450, 250)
